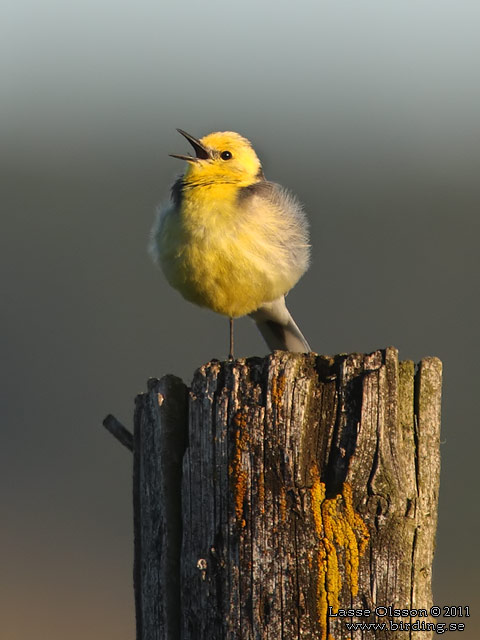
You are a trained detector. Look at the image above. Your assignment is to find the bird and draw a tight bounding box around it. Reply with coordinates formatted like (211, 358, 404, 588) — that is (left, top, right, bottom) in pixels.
(149, 128, 311, 359)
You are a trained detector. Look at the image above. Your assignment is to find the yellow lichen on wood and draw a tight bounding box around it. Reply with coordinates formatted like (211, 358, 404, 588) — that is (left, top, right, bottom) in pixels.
(315, 539, 328, 640)
(323, 537, 340, 612)
(309, 465, 370, 639)
(310, 468, 330, 640)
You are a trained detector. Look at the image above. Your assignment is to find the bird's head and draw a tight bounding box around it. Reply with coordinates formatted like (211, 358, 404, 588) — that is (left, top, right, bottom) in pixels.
(170, 129, 263, 186)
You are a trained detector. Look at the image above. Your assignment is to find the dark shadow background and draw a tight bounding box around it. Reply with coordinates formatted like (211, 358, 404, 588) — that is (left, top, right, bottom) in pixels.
(2, 1, 478, 637)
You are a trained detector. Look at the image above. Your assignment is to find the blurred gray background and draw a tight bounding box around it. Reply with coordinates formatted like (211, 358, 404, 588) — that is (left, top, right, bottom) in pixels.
(2, 0, 479, 637)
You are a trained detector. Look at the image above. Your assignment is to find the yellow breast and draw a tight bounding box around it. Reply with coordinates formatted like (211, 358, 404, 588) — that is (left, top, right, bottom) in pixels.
(157, 184, 300, 317)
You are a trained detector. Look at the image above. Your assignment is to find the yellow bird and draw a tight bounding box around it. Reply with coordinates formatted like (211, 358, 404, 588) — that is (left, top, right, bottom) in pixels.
(149, 129, 311, 358)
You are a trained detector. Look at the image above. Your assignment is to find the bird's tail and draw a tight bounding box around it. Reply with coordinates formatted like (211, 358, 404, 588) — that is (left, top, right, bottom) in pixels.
(249, 296, 311, 353)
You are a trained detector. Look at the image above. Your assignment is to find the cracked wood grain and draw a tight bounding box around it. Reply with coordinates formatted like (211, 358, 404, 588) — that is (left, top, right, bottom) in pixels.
(133, 375, 189, 640)
(131, 348, 441, 640)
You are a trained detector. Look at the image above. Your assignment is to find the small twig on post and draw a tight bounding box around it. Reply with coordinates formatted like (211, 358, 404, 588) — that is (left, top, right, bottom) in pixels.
(102, 413, 134, 452)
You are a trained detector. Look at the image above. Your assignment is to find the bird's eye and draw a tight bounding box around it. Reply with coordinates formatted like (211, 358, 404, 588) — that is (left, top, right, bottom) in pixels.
(220, 150, 232, 160)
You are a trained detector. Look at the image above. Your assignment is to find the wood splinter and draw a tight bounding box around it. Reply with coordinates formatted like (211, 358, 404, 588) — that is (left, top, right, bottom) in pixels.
(102, 413, 134, 452)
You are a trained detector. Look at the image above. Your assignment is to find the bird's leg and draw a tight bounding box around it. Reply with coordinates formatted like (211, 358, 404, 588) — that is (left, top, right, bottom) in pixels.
(229, 317, 234, 360)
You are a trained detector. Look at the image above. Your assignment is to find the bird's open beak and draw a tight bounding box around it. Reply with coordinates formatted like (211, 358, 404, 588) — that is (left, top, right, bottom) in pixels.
(169, 128, 211, 162)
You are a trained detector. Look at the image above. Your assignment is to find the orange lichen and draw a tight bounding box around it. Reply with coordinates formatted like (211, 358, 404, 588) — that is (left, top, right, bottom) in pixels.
(279, 488, 287, 523)
(258, 470, 265, 515)
(271, 373, 286, 408)
(229, 411, 251, 527)
(309, 465, 370, 640)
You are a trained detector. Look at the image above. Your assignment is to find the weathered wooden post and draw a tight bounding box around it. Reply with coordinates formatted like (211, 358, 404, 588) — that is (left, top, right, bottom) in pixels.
(105, 347, 442, 639)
